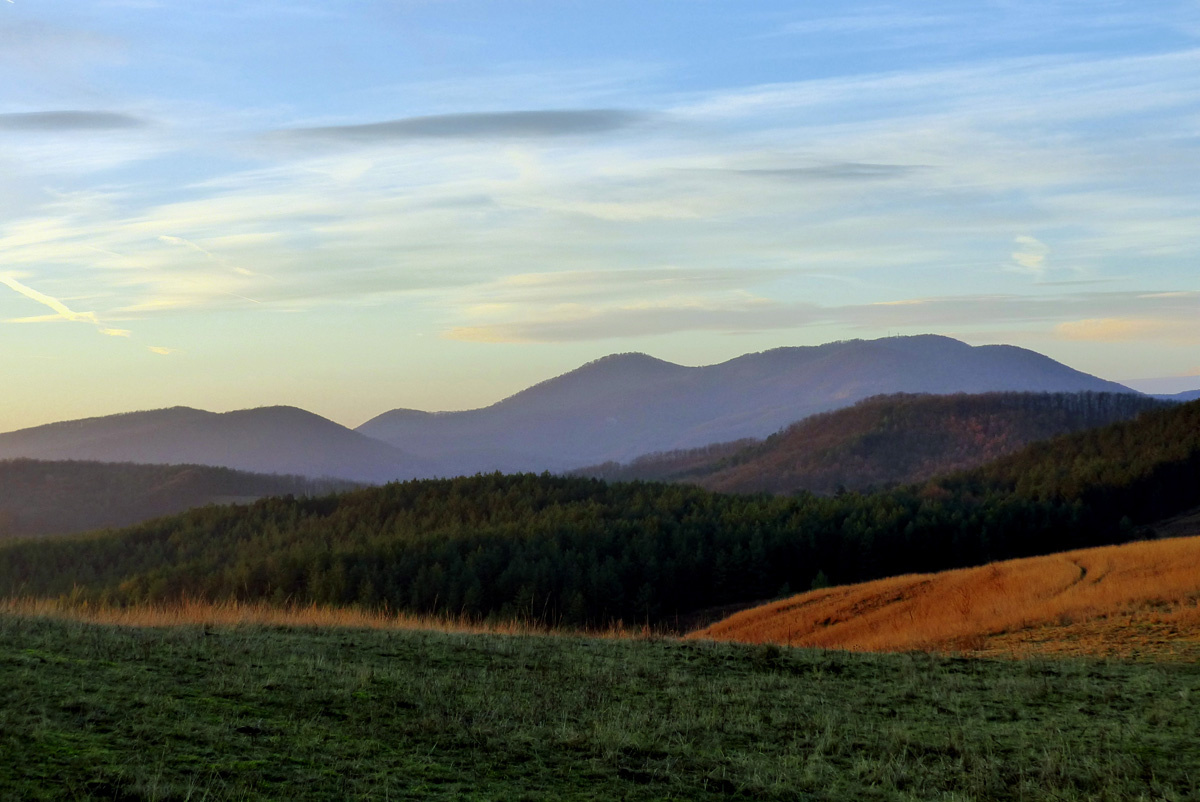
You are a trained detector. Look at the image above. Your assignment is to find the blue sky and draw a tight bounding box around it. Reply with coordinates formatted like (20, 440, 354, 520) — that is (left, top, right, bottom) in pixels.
(2, 0, 1199, 430)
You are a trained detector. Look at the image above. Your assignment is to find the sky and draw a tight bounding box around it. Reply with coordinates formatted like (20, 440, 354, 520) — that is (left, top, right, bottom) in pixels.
(2, 0, 1199, 432)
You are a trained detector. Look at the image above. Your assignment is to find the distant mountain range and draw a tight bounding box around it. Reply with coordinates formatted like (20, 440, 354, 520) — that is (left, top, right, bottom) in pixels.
(0, 459, 356, 540)
(0, 406, 431, 484)
(359, 335, 1136, 475)
(1158, 389, 1200, 403)
(0, 335, 1139, 481)
(577, 392, 1167, 495)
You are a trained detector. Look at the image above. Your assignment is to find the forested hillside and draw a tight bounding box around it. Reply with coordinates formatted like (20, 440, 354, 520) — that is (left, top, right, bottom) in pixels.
(582, 392, 1165, 495)
(953, 397, 1200, 530)
(2, 399, 1197, 629)
(0, 460, 354, 540)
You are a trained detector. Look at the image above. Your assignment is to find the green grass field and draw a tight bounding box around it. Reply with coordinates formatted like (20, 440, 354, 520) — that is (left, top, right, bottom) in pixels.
(2, 615, 1198, 801)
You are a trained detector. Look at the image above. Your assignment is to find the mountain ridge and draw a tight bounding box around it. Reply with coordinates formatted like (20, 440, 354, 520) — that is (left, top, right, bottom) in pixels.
(0, 406, 432, 484)
(359, 335, 1136, 475)
(1, 335, 1138, 481)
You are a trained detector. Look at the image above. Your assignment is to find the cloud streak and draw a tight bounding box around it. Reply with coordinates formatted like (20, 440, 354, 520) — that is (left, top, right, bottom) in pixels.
(730, 163, 928, 181)
(0, 111, 147, 131)
(283, 109, 650, 143)
(1055, 317, 1200, 344)
(442, 291, 1200, 344)
(447, 297, 809, 343)
(158, 235, 257, 278)
(0, 273, 131, 337)
(1011, 235, 1050, 277)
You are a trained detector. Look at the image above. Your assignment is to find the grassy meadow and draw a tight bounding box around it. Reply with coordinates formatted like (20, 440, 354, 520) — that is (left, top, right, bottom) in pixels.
(3, 612, 1200, 801)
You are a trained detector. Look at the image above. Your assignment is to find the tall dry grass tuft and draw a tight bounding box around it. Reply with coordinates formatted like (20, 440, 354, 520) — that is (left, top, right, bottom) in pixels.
(691, 535, 1200, 657)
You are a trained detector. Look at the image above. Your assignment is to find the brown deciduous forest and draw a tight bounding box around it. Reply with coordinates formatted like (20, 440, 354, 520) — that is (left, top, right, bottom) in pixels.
(581, 392, 1166, 495)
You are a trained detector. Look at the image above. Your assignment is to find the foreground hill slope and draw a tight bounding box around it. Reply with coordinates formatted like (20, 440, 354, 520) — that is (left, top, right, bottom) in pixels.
(0, 406, 433, 483)
(693, 534, 1200, 659)
(0, 459, 355, 540)
(582, 391, 1164, 494)
(360, 335, 1135, 475)
(6, 616, 1198, 802)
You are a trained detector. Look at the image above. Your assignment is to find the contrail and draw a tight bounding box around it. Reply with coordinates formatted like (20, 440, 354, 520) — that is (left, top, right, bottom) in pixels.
(86, 241, 259, 305)
(159, 234, 257, 277)
(158, 234, 265, 303)
(85, 244, 140, 262)
(0, 273, 130, 337)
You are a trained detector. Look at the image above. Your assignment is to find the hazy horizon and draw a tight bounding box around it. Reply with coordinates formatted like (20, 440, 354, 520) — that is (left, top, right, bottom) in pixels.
(2, 2, 1198, 432)
(0, 333, 1192, 435)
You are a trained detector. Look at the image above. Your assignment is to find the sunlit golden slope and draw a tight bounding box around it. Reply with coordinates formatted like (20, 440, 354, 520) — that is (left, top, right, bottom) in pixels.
(690, 535, 1200, 659)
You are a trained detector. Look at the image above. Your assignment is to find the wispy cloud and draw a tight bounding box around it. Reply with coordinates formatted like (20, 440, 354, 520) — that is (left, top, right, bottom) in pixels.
(0, 111, 147, 131)
(158, 234, 257, 277)
(442, 290, 1200, 344)
(675, 49, 1200, 127)
(772, 10, 959, 38)
(764, 6, 1198, 59)
(1, 24, 1197, 361)
(447, 295, 808, 343)
(1010, 235, 1050, 277)
(0, 273, 131, 337)
(0, 19, 125, 70)
(729, 163, 927, 181)
(283, 110, 651, 143)
(491, 267, 787, 294)
(1055, 317, 1200, 344)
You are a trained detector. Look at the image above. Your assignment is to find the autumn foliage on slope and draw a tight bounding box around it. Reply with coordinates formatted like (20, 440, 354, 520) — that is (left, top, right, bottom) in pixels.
(692, 534, 1200, 658)
(583, 392, 1163, 495)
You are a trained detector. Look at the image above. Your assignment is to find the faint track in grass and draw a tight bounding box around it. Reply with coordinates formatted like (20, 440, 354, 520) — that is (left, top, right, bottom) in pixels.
(691, 535, 1200, 659)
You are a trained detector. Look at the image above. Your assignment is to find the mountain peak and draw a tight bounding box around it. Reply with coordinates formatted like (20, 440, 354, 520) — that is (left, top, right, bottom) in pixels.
(495, 351, 689, 409)
(358, 333, 1141, 476)
(574, 352, 683, 374)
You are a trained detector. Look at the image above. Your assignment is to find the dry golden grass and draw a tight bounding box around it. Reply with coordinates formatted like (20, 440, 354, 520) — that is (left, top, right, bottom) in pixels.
(0, 596, 509, 633)
(0, 596, 645, 639)
(691, 535, 1200, 659)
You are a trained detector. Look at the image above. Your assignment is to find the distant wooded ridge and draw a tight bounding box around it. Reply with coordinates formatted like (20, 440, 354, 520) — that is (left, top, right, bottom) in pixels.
(0, 335, 1153, 482)
(3, 399, 1197, 629)
(578, 391, 1167, 495)
(0, 460, 356, 540)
